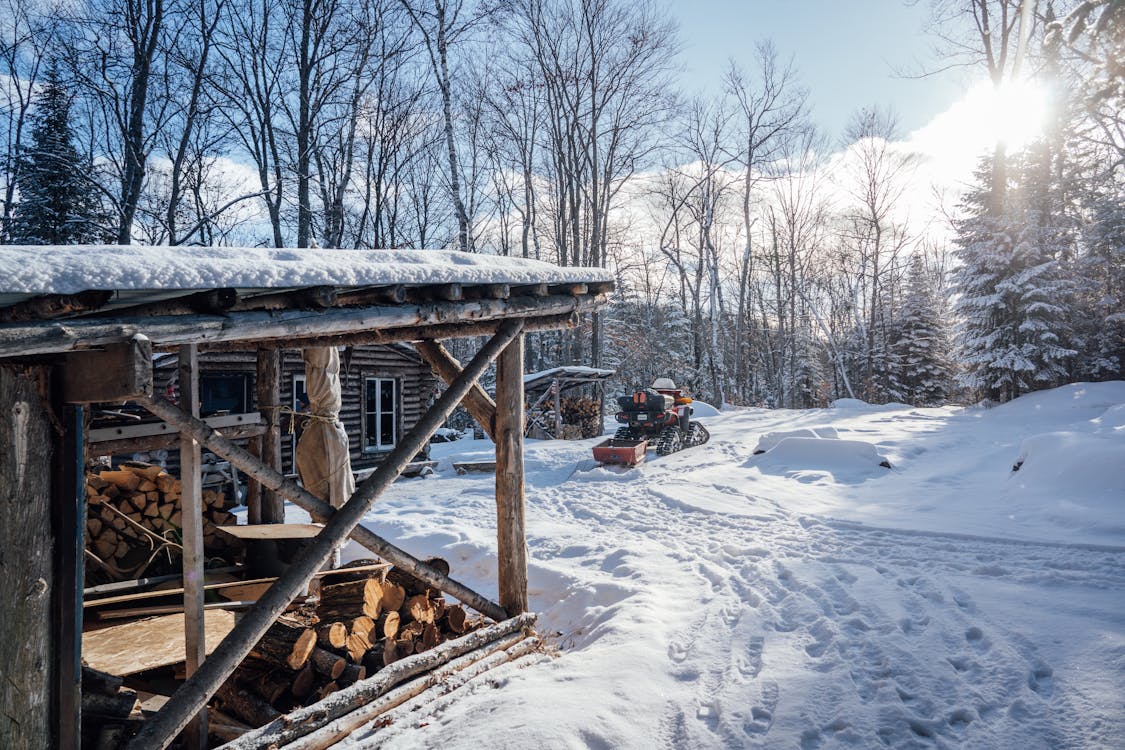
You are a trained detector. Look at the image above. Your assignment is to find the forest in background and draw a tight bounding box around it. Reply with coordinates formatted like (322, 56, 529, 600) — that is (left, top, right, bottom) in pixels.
(2, 0, 1122, 408)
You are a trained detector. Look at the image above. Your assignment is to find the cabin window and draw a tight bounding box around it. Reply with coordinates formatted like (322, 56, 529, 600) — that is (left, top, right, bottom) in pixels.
(364, 377, 397, 452)
(199, 374, 248, 416)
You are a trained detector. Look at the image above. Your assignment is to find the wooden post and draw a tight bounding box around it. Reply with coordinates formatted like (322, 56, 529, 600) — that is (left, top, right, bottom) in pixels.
(127, 320, 523, 750)
(0, 366, 55, 750)
(178, 345, 207, 750)
(495, 334, 528, 615)
(256, 347, 284, 523)
(552, 378, 562, 439)
(245, 436, 262, 525)
(50, 399, 84, 750)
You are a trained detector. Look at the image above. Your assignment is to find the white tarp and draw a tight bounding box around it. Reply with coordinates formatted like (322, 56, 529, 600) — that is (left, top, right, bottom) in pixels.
(295, 347, 354, 513)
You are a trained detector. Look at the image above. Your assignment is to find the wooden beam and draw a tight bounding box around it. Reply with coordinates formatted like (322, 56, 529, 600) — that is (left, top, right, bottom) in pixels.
(198, 311, 584, 353)
(87, 422, 265, 458)
(92, 288, 239, 319)
(414, 341, 497, 442)
(178, 345, 207, 750)
(63, 336, 152, 403)
(0, 291, 605, 358)
(126, 321, 522, 750)
(333, 285, 406, 306)
(229, 286, 336, 312)
(256, 348, 284, 524)
(0, 289, 113, 322)
(495, 334, 528, 616)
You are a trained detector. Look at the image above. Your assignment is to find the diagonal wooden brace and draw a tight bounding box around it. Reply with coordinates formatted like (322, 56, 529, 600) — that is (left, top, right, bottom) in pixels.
(415, 340, 498, 441)
(127, 319, 523, 750)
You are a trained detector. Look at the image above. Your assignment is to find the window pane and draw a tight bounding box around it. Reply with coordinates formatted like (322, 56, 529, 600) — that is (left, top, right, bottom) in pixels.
(381, 414, 394, 447)
(200, 375, 246, 416)
(365, 413, 377, 449)
(380, 380, 394, 411)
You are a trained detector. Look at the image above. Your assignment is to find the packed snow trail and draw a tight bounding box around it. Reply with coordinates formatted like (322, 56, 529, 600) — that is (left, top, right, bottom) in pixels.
(326, 384, 1125, 749)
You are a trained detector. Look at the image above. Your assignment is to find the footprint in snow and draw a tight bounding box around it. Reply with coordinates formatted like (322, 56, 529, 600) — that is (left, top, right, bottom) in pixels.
(742, 681, 779, 736)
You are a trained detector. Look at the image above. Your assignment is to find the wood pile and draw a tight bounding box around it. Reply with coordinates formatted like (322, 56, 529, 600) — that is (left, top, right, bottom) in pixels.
(80, 665, 140, 748)
(84, 462, 238, 582)
(212, 558, 488, 730)
(560, 395, 601, 438)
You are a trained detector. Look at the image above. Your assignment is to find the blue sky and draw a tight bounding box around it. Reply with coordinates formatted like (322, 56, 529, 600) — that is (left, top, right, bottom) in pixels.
(669, 0, 968, 141)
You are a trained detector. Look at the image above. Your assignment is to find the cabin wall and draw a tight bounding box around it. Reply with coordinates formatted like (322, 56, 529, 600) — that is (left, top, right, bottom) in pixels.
(149, 345, 437, 475)
(0, 365, 56, 749)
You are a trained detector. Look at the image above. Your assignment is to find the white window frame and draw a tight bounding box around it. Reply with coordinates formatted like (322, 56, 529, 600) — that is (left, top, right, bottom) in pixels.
(363, 376, 398, 453)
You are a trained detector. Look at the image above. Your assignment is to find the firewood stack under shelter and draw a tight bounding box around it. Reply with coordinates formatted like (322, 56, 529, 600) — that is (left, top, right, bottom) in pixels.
(0, 245, 611, 750)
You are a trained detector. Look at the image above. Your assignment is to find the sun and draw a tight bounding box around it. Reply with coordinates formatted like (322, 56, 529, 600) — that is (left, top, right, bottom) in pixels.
(983, 78, 1050, 151)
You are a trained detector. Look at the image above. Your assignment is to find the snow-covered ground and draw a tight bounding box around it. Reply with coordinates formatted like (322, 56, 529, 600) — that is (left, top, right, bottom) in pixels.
(302, 382, 1125, 748)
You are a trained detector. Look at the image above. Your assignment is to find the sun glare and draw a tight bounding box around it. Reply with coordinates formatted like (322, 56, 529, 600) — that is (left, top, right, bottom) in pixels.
(985, 78, 1049, 150)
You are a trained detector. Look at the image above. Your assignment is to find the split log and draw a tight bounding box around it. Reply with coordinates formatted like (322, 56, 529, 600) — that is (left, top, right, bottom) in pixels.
(316, 578, 383, 622)
(290, 666, 316, 700)
(420, 623, 440, 651)
(81, 688, 138, 718)
(81, 665, 125, 695)
(315, 623, 347, 650)
(404, 595, 437, 624)
(336, 663, 365, 688)
(379, 583, 405, 613)
(245, 670, 290, 705)
(249, 621, 316, 671)
(345, 632, 372, 664)
(386, 558, 449, 597)
(99, 470, 141, 491)
(208, 709, 252, 742)
(215, 682, 282, 728)
(443, 605, 467, 635)
(375, 611, 400, 640)
(310, 648, 345, 681)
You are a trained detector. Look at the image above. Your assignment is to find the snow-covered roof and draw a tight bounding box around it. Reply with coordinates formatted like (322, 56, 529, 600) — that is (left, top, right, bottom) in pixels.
(0, 245, 612, 297)
(523, 366, 615, 388)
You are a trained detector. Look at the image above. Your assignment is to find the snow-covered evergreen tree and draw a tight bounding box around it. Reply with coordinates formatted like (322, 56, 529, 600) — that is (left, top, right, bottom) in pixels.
(9, 64, 102, 245)
(1074, 179, 1125, 378)
(890, 255, 952, 406)
(952, 156, 1075, 403)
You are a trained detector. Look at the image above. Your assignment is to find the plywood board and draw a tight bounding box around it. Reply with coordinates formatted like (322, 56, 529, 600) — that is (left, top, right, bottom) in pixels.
(82, 611, 236, 676)
(216, 523, 325, 540)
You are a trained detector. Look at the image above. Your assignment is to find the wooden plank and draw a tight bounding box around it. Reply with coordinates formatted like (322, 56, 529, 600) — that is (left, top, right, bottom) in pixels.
(87, 412, 262, 444)
(85, 564, 390, 609)
(178, 344, 207, 750)
(90, 423, 266, 457)
(81, 611, 237, 676)
(96, 601, 257, 620)
(63, 336, 153, 403)
(0, 365, 55, 750)
(495, 334, 528, 616)
(216, 523, 324, 540)
(52, 403, 84, 750)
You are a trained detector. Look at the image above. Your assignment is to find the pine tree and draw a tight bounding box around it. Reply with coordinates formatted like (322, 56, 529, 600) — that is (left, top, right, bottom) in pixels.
(890, 255, 952, 406)
(952, 155, 1076, 403)
(9, 64, 102, 245)
(1074, 179, 1125, 379)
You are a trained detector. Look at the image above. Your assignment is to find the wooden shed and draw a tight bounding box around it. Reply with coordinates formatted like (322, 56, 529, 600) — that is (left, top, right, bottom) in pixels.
(0, 245, 612, 749)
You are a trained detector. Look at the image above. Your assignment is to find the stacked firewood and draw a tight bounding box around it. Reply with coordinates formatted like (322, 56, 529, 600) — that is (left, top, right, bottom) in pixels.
(84, 462, 238, 581)
(214, 558, 486, 727)
(560, 396, 601, 439)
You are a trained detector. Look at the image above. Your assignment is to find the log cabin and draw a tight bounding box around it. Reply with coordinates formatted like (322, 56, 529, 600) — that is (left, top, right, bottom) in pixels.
(0, 245, 612, 750)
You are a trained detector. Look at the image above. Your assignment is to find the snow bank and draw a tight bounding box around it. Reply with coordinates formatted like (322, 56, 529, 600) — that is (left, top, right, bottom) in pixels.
(0, 245, 612, 295)
(830, 397, 869, 409)
(688, 399, 720, 417)
(753, 426, 839, 453)
(748, 436, 891, 483)
(1007, 431, 1125, 535)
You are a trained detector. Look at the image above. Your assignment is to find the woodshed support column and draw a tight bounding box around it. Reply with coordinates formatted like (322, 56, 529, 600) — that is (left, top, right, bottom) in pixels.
(495, 333, 528, 615)
(256, 347, 284, 523)
(0, 365, 55, 750)
(178, 345, 207, 750)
